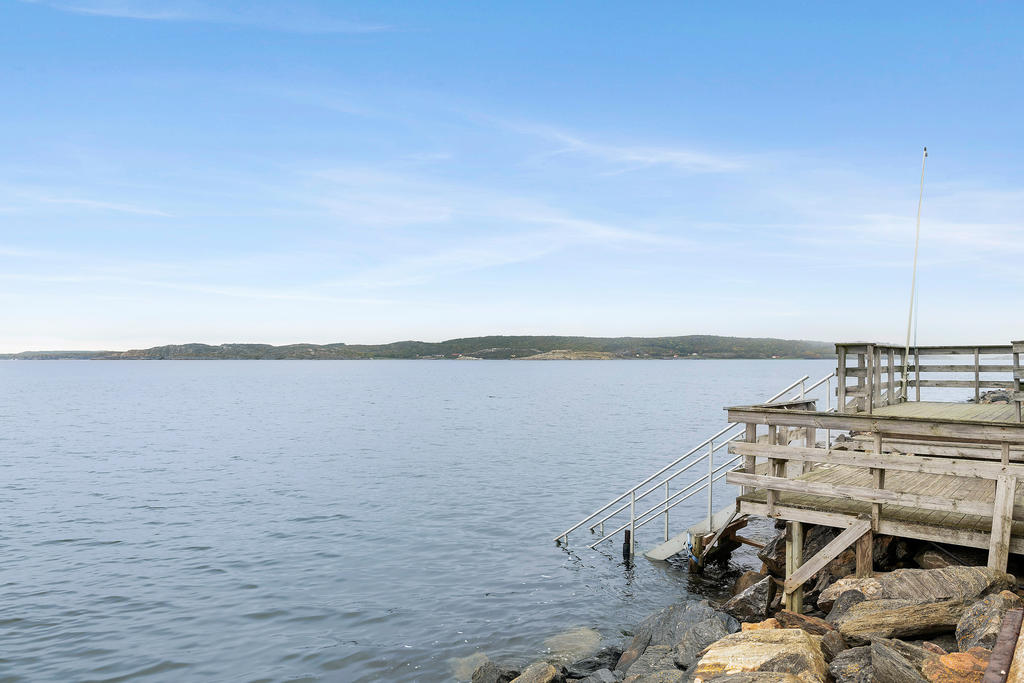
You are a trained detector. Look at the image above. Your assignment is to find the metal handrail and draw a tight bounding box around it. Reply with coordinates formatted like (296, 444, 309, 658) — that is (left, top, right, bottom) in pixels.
(556, 370, 837, 556)
(553, 374, 812, 545)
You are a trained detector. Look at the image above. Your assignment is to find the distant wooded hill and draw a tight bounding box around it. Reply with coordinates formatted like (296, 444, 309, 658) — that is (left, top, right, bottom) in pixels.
(1, 336, 834, 360)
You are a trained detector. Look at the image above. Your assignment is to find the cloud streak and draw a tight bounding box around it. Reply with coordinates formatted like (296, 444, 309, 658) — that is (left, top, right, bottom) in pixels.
(21, 0, 390, 33)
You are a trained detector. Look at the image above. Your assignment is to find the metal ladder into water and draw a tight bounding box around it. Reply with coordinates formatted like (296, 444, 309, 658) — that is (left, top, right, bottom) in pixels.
(554, 371, 837, 564)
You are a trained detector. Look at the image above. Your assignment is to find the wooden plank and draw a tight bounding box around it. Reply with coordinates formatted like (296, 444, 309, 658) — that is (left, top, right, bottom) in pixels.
(785, 521, 804, 611)
(912, 379, 1015, 389)
(737, 499, 1023, 553)
(838, 346, 848, 413)
(908, 364, 1016, 373)
(784, 519, 871, 594)
(728, 442, 1024, 479)
(855, 530, 872, 578)
(989, 475, 1017, 571)
(982, 607, 1023, 683)
(725, 407, 1024, 442)
(726, 471, 993, 517)
(871, 433, 884, 529)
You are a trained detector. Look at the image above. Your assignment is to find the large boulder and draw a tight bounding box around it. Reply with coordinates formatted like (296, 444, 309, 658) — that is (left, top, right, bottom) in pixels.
(721, 577, 776, 623)
(817, 567, 1014, 611)
(734, 570, 768, 596)
(825, 590, 867, 625)
(692, 629, 827, 683)
(472, 661, 520, 683)
(567, 647, 622, 678)
(511, 661, 565, 683)
(621, 645, 681, 683)
(617, 600, 737, 673)
(773, 611, 834, 636)
(674, 612, 739, 672)
(920, 647, 991, 682)
(870, 639, 930, 682)
(580, 671, 617, 683)
(833, 598, 965, 645)
(955, 590, 1023, 651)
(696, 675, 804, 682)
(828, 646, 872, 683)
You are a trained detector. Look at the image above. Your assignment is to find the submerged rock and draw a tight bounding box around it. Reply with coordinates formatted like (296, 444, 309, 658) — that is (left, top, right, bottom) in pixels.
(817, 567, 1014, 611)
(721, 577, 775, 623)
(955, 590, 1023, 651)
(692, 629, 827, 683)
(833, 598, 965, 645)
(545, 627, 602, 665)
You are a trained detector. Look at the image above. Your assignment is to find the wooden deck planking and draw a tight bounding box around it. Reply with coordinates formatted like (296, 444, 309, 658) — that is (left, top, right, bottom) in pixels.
(872, 401, 1018, 423)
(737, 461, 1024, 549)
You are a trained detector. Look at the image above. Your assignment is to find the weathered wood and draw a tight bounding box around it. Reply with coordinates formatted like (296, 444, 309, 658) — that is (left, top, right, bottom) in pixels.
(855, 530, 872, 577)
(728, 442, 1024, 479)
(784, 519, 871, 595)
(872, 433, 884, 529)
(736, 499, 1024, 554)
(725, 471, 994, 517)
(912, 379, 1015, 389)
(838, 345, 848, 413)
(981, 607, 1023, 683)
(784, 520, 804, 611)
(989, 475, 1016, 571)
(725, 407, 1024, 442)
(742, 423, 757, 495)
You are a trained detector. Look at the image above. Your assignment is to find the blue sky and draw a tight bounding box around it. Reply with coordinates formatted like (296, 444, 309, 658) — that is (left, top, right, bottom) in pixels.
(1, 1, 1022, 351)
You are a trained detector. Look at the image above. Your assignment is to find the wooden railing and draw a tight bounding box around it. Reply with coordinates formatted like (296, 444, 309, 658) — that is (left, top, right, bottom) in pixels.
(836, 342, 1017, 414)
(1014, 341, 1023, 422)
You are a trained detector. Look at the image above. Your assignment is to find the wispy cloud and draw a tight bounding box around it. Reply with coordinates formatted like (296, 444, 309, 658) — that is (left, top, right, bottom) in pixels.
(494, 120, 746, 174)
(21, 0, 390, 33)
(0, 185, 171, 216)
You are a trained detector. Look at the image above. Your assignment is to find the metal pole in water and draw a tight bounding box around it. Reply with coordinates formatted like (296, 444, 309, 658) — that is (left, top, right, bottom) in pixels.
(629, 490, 636, 558)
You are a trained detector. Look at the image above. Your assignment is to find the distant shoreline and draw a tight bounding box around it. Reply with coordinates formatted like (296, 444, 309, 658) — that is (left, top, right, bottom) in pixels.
(0, 335, 834, 361)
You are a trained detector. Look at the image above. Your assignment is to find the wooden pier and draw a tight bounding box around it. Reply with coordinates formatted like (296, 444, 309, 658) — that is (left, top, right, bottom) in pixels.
(723, 341, 1024, 612)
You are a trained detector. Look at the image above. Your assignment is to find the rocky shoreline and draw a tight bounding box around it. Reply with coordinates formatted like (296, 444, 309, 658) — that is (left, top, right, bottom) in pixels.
(469, 523, 1024, 683)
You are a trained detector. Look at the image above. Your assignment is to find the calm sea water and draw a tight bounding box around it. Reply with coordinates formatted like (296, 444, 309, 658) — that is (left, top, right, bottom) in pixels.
(0, 358, 834, 682)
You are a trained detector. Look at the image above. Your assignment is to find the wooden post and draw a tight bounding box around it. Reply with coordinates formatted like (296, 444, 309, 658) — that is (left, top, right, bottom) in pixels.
(1002, 442, 1011, 467)
(975, 347, 982, 403)
(914, 347, 921, 401)
(988, 475, 1016, 572)
(887, 348, 895, 406)
(870, 433, 885, 531)
(865, 345, 875, 414)
(785, 521, 804, 613)
(837, 346, 848, 413)
(855, 531, 873, 578)
(1013, 347, 1022, 423)
(803, 427, 816, 473)
(857, 351, 867, 412)
(767, 425, 779, 517)
(742, 423, 757, 495)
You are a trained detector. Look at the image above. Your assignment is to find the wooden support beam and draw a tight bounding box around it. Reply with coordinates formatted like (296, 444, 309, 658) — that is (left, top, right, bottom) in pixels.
(785, 521, 804, 612)
(871, 433, 884, 530)
(784, 519, 871, 596)
(726, 471, 993, 517)
(995, 608, 1024, 682)
(728, 441, 1024, 479)
(855, 531, 873, 578)
(989, 475, 1017, 572)
(742, 423, 757, 495)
